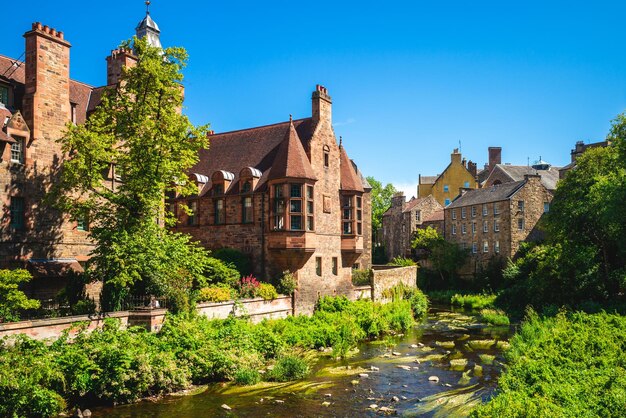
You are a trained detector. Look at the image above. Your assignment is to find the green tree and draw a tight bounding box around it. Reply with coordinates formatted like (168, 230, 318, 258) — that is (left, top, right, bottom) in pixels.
(52, 37, 211, 311)
(0, 269, 40, 322)
(412, 227, 467, 286)
(366, 176, 397, 243)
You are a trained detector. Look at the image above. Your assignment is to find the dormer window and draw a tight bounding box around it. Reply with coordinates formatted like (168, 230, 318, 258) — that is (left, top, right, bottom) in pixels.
(323, 144, 330, 168)
(242, 181, 252, 193)
(211, 170, 235, 196)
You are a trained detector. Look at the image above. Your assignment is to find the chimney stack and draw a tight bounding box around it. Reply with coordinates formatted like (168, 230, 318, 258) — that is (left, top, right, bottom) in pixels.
(23, 22, 71, 145)
(468, 160, 477, 178)
(106, 48, 137, 86)
(451, 148, 462, 164)
(391, 191, 405, 210)
(312, 84, 332, 125)
(488, 147, 502, 171)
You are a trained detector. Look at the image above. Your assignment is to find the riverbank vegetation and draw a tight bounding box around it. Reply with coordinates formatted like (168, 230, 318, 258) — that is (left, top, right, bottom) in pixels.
(0, 292, 428, 417)
(472, 310, 626, 417)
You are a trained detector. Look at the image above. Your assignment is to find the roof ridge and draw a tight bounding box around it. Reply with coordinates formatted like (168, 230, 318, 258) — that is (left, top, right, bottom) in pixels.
(211, 117, 311, 137)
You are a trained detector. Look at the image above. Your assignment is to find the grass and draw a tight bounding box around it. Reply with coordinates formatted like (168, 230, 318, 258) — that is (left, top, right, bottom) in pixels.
(479, 309, 510, 326)
(471, 310, 626, 417)
(450, 293, 497, 310)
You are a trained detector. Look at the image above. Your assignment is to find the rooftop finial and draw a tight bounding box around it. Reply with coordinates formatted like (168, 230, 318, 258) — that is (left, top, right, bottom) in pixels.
(289, 114, 293, 123)
(339, 136, 343, 146)
(146, 0, 151, 14)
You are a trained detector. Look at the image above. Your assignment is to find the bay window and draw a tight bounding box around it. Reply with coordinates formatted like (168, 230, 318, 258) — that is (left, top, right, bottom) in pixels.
(272, 183, 314, 231)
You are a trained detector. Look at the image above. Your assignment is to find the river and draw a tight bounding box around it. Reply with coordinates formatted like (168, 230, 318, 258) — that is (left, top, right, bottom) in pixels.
(91, 306, 512, 417)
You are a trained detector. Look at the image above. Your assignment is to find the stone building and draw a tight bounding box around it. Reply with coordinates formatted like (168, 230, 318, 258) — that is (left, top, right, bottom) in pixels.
(171, 85, 372, 314)
(418, 149, 478, 207)
(444, 174, 552, 274)
(483, 160, 560, 194)
(381, 193, 442, 260)
(559, 140, 611, 179)
(0, 13, 165, 298)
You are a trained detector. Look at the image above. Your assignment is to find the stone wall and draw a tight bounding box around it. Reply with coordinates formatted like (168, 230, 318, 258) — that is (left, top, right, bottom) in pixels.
(197, 296, 293, 323)
(371, 265, 418, 301)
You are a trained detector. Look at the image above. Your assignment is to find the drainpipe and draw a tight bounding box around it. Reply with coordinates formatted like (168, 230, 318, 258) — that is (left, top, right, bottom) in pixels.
(261, 192, 266, 278)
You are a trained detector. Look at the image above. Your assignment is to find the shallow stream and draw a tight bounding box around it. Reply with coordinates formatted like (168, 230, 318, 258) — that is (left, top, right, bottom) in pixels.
(92, 306, 512, 417)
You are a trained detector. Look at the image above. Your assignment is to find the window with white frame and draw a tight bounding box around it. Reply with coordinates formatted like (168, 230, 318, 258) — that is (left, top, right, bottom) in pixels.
(461, 207, 466, 219)
(482, 204, 488, 216)
(483, 220, 488, 233)
(452, 209, 457, 220)
(518, 200, 525, 213)
(494, 220, 500, 232)
(444, 184, 449, 192)
(518, 218, 524, 231)
(415, 210, 421, 223)
(462, 223, 467, 234)
(452, 224, 457, 235)
(471, 206, 476, 217)
(483, 240, 489, 253)
(472, 242, 477, 254)
(544, 202, 550, 213)
(472, 222, 476, 234)
(10, 136, 25, 164)
(494, 240, 500, 253)
(493, 202, 500, 215)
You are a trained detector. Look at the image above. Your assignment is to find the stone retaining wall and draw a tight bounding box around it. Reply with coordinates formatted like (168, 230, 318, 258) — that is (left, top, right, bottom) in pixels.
(371, 265, 418, 301)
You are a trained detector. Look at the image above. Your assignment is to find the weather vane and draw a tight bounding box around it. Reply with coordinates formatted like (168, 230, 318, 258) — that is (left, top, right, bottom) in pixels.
(146, 0, 151, 14)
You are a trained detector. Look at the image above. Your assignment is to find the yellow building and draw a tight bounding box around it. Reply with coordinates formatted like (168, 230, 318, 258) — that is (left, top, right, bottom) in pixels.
(418, 149, 478, 207)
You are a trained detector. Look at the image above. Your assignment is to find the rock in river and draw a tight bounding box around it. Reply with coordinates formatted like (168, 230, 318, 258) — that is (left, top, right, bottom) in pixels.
(428, 376, 440, 383)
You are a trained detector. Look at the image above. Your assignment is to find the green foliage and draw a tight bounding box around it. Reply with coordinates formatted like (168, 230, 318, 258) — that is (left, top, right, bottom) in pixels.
(367, 176, 397, 241)
(372, 245, 388, 265)
(479, 309, 510, 326)
(202, 257, 240, 288)
(197, 285, 233, 303)
(257, 283, 278, 301)
(381, 284, 429, 319)
(276, 270, 297, 295)
(234, 367, 261, 385)
(0, 269, 40, 322)
(211, 248, 252, 277)
(351, 268, 373, 286)
(267, 355, 310, 382)
(412, 227, 468, 287)
(50, 37, 211, 311)
(472, 310, 626, 417)
(451, 293, 497, 310)
(388, 256, 417, 267)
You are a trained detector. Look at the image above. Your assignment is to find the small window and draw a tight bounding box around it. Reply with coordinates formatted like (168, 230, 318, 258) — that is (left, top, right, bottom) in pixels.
(518, 201, 525, 213)
(290, 184, 302, 198)
(464, 181, 470, 188)
(461, 207, 466, 219)
(482, 204, 488, 216)
(71, 103, 77, 124)
(402, 224, 406, 233)
(494, 220, 500, 232)
(443, 184, 449, 193)
(472, 242, 477, 254)
(472, 222, 476, 234)
(323, 145, 330, 168)
(332, 257, 338, 275)
(462, 223, 467, 234)
(315, 257, 322, 276)
(213, 184, 224, 196)
(415, 210, 421, 222)
(0, 85, 8, 105)
(494, 240, 500, 253)
(77, 211, 90, 231)
(10, 197, 25, 230)
(10, 136, 25, 164)
(493, 202, 500, 215)
(215, 199, 225, 224)
(471, 206, 476, 217)
(452, 225, 457, 235)
(518, 218, 524, 231)
(242, 181, 252, 193)
(187, 201, 198, 226)
(483, 241, 489, 253)
(291, 215, 302, 230)
(445, 198, 451, 206)
(483, 220, 488, 233)
(451, 209, 456, 220)
(242, 197, 253, 223)
(353, 263, 360, 270)
(544, 202, 550, 213)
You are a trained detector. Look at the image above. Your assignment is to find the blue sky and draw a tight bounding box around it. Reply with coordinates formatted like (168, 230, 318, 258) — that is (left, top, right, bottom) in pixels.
(4, 1, 626, 197)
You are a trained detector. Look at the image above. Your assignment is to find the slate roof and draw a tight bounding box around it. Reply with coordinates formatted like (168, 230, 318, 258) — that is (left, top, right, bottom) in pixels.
(423, 209, 444, 222)
(339, 144, 364, 192)
(191, 118, 316, 196)
(267, 120, 317, 182)
(446, 180, 525, 209)
(487, 164, 560, 191)
(403, 196, 431, 213)
(419, 175, 438, 185)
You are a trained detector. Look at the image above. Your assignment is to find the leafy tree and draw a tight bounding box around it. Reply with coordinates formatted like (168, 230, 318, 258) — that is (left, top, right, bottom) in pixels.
(52, 37, 211, 311)
(366, 176, 397, 243)
(0, 269, 40, 322)
(412, 227, 467, 286)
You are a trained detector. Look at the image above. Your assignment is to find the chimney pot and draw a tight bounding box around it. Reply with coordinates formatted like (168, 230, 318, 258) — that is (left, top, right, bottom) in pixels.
(58, 31, 64, 39)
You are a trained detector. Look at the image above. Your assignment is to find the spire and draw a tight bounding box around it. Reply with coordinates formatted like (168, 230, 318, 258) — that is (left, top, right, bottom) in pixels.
(339, 141, 364, 192)
(136, 1, 162, 48)
(267, 121, 317, 181)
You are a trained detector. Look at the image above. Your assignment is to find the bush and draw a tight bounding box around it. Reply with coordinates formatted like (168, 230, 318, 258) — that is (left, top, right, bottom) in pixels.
(479, 309, 510, 326)
(471, 310, 626, 417)
(238, 275, 260, 299)
(277, 271, 297, 295)
(388, 256, 417, 267)
(234, 367, 261, 385)
(202, 257, 240, 288)
(267, 355, 309, 382)
(451, 293, 497, 310)
(352, 269, 373, 286)
(257, 283, 278, 301)
(197, 286, 233, 303)
(0, 269, 41, 322)
(211, 248, 252, 277)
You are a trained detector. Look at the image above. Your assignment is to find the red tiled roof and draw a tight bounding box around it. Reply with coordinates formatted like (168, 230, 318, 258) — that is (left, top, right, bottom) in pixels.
(267, 120, 316, 182)
(191, 118, 315, 196)
(339, 144, 364, 192)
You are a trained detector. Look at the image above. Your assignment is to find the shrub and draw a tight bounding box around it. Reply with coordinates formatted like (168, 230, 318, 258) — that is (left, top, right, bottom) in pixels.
(202, 257, 240, 288)
(267, 355, 309, 382)
(479, 309, 510, 326)
(234, 367, 261, 385)
(197, 286, 233, 303)
(72, 299, 97, 315)
(277, 271, 297, 295)
(451, 293, 497, 310)
(238, 275, 260, 299)
(388, 256, 417, 267)
(352, 269, 373, 286)
(211, 248, 252, 276)
(316, 295, 351, 313)
(0, 269, 41, 322)
(257, 283, 278, 301)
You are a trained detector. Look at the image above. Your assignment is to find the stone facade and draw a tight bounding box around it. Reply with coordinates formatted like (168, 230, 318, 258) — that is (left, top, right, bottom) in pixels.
(444, 175, 552, 275)
(381, 192, 442, 260)
(172, 86, 372, 314)
(418, 149, 478, 207)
